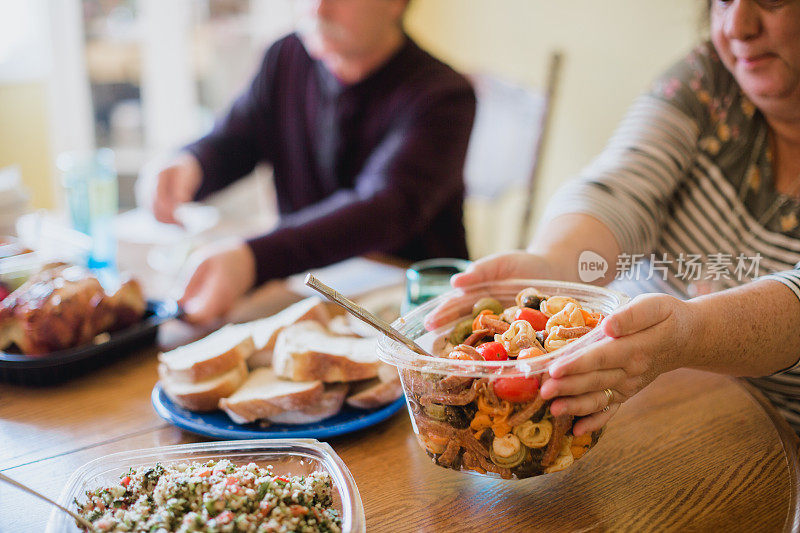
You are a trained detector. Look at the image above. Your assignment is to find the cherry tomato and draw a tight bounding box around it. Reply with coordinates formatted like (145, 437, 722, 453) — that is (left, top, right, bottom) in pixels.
(476, 341, 508, 361)
(120, 476, 131, 487)
(514, 307, 548, 331)
(494, 376, 540, 403)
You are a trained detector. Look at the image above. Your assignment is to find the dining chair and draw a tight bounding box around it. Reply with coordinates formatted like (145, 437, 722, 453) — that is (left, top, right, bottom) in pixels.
(463, 51, 562, 259)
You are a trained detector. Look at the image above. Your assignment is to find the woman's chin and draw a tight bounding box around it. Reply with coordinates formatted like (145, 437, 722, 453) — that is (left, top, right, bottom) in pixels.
(737, 74, 799, 103)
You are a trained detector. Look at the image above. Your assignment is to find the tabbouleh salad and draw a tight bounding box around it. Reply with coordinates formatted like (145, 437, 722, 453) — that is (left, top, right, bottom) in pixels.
(74, 459, 342, 532)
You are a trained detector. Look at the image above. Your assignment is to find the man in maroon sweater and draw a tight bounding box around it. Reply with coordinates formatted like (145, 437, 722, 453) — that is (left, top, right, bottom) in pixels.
(145, 0, 475, 323)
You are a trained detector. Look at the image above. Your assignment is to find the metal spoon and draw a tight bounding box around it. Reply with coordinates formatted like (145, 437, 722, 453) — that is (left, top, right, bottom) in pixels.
(0, 472, 97, 532)
(304, 274, 434, 358)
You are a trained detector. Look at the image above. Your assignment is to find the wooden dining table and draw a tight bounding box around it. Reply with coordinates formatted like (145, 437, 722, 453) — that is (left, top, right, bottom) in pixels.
(2, 278, 799, 532)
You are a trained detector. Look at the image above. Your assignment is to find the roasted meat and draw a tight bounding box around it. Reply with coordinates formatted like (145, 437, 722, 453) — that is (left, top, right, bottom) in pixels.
(0, 263, 146, 356)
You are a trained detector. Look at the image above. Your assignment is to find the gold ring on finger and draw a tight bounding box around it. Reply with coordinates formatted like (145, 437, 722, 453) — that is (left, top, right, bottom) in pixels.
(602, 388, 614, 405)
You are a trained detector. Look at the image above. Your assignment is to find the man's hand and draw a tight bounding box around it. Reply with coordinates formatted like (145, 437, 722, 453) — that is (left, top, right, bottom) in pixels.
(138, 153, 202, 225)
(177, 240, 257, 325)
(540, 293, 694, 436)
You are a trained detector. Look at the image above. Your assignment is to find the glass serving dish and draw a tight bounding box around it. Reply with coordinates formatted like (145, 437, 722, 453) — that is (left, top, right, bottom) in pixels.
(47, 439, 365, 533)
(377, 279, 629, 480)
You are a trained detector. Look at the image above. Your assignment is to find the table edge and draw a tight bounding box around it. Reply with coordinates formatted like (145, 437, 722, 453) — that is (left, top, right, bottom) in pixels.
(737, 377, 800, 533)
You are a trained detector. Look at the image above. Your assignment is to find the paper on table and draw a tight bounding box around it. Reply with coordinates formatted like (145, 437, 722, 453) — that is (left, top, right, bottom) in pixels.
(114, 205, 219, 245)
(287, 257, 406, 298)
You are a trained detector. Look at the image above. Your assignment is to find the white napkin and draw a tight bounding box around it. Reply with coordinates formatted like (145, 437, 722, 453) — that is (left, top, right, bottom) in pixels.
(287, 257, 406, 298)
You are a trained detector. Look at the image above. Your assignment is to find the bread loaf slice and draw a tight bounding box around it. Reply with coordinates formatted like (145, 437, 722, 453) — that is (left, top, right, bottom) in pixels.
(218, 367, 324, 424)
(265, 383, 349, 425)
(158, 325, 255, 383)
(232, 297, 331, 369)
(346, 363, 403, 409)
(273, 321, 379, 382)
(160, 361, 248, 412)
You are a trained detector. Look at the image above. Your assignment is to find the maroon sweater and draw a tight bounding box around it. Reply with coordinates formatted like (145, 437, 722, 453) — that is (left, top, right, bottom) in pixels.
(186, 33, 475, 285)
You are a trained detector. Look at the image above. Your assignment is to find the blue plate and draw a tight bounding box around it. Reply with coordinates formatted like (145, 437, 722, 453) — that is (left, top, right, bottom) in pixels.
(152, 383, 407, 440)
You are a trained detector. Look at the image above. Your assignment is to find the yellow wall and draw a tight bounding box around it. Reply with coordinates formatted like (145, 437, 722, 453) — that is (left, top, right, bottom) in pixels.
(405, 0, 706, 254)
(0, 82, 53, 209)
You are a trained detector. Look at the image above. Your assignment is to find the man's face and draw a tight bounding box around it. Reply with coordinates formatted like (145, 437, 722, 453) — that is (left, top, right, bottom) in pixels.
(298, 0, 406, 60)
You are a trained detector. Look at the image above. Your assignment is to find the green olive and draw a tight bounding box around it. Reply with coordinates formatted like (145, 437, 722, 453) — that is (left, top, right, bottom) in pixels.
(471, 297, 504, 317)
(449, 318, 474, 345)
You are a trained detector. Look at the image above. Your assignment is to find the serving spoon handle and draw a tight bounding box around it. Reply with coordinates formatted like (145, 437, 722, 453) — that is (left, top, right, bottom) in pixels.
(0, 472, 97, 532)
(304, 274, 433, 358)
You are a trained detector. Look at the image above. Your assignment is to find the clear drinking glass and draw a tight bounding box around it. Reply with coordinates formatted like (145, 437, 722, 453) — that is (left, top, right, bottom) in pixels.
(401, 258, 471, 314)
(57, 148, 119, 269)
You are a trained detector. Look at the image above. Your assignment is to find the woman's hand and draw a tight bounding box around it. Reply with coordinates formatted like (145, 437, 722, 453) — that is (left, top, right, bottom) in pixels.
(177, 239, 256, 325)
(451, 251, 556, 288)
(424, 252, 556, 330)
(540, 293, 696, 435)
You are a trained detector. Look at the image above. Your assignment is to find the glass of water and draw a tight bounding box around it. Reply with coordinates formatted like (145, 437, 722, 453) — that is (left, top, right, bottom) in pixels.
(57, 148, 119, 269)
(402, 258, 471, 315)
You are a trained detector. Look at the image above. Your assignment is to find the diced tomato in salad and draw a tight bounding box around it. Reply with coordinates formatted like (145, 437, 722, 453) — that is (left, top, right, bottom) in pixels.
(514, 307, 548, 331)
(215, 510, 233, 524)
(493, 376, 540, 403)
(476, 341, 508, 361)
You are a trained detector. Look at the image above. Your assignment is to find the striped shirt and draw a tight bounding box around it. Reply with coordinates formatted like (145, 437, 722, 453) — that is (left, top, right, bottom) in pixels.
(542, 43, 800, 430)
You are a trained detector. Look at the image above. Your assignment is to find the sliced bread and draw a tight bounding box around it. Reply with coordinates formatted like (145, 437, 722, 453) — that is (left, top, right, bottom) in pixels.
(218, 367, 324, 424)
(233, 297, 331, 369)
(346, 363, 403, 409)
(326, 315, 361, 337)
(160, 361, 248, 412)
(273, 321, 380, 382)
(265, 383, 349, 425)
(158, 325, 255, 383)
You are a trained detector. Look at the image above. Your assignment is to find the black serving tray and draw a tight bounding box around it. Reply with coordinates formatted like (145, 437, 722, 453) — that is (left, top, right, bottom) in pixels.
(0, 300, 180, 386)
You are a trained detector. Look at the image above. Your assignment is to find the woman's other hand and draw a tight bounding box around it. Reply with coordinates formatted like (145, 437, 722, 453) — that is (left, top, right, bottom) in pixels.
(451, 214, 622, 291)
(423, 252, 555, 330)
(451, 251, 556, 288)
(540, 293, 695, 435)
(177, 239, 256, 325)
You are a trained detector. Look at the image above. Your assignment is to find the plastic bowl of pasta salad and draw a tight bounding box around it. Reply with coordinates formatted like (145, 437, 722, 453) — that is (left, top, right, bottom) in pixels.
(46, 439, 365, 533)
(376, 279, 629, 480)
